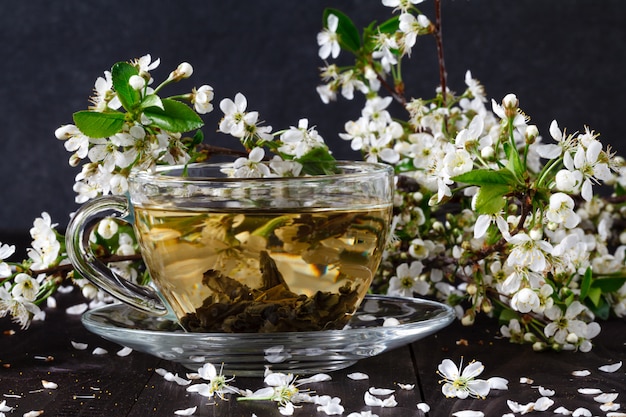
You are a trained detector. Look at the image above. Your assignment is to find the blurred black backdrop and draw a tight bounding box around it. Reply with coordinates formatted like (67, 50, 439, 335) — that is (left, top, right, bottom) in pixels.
(1, 0, 625, 233)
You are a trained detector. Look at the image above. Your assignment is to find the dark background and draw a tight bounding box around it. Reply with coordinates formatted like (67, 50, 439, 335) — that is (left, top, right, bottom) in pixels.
(1, 0, 625, 234)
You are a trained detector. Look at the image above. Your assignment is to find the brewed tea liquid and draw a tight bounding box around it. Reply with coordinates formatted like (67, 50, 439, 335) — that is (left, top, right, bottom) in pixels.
(133, 205, 391, 332)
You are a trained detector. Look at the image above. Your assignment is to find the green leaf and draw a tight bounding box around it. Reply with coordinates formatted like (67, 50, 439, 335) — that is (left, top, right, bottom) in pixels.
(587, 287, 603, 307)
(474, 185, 509, 214)
(323, 8, 361, 52)
(73, 111, 125, 138)
(591, 275, 626, 293)
(296, 146, 339, 175)
(377, 16, 400, 34)
(140, 94, 164, 111)
(452, 168, 517, 187)
(111, 62, 140, 111)
(143, 99, 204, 133)
(587, 296, 611, 320)
(503, 142, 524, 180)
(580, 267, 593, 301)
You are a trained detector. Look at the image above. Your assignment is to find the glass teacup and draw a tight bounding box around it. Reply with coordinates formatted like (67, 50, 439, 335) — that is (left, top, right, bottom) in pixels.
(65, 161, 394, 333)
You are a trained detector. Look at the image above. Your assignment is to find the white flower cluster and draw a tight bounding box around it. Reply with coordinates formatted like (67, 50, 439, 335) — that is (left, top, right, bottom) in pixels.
(315, 1, 626, 351)
(0, 212, 61, 328)
(218, 92, 331, 178)
(55, 55, 214, 203)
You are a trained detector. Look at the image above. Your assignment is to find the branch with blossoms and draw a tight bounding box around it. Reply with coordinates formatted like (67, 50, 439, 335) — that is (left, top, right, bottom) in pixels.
(315, 1, 626, 352)
(1, 0, 625, 355)
(0, 54, 339, 330)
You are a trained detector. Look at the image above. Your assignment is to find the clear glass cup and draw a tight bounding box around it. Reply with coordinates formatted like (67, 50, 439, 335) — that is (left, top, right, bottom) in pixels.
(65, 161, 394, 333)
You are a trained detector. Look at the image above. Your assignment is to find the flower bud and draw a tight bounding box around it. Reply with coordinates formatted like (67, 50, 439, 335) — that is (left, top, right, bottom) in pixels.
(461, 313, 475, 326)
(525, 125, 539, 144)
(501, 94, 519, 118)
(502, 93, 518, 109)
(480, 145, 494, 160)
(129, 75, 145, 91)
(55, 124, 79, 140)
(566, 332, 579, 344)
(529, 227, 543, 240)
(466, 283, 477, 295)
(532, 341, 547, 351)
(169, 62, 194, 81)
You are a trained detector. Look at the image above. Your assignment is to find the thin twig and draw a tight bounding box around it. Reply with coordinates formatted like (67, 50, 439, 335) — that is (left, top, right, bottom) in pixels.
(433, 0, 448, 107)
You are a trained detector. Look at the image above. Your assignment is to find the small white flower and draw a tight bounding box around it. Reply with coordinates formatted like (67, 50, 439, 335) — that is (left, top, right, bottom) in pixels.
(317, 14, 340, 59)
(232, 147, 270, 178)
(546, 193, 581, 228)
(437, 358, 490, 399)
(192, 85, 214, 114)
(511, 288, 540, 314)
(387, 261, 427, 297)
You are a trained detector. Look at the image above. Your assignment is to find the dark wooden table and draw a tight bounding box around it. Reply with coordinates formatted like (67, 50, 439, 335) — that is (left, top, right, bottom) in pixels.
(1, 288, 624, 417)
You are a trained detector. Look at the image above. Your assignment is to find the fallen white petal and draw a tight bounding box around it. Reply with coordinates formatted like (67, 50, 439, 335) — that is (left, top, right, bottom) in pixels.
(487, 377, 509, 390)
(163, 372, 190, 386)
(316, 396, 344, 415)
(364, 391, 397, 407)
(398, 383, 414, 390)
(174, 406, 197, 416)
(534, 397, 555, 411)
(66, 303, 88, 315)
(507, 400, 535, 414)
(155, 368, 168, 377)
(606, 412, 626, 417)
(187, 383, 212, 397)
(595, 393, 619, 403)
(601, 403, 621, 412)
(554, 406, 573, 415)
(42, 380, 58, 389)
(381, 395, 397, 407)
(47, 297, 57, 309)
(116, 347, 133, 357)
(71, 341, 88, 350)
(599, 361, 623, 373)
(347, 372, 369, 380)
(382, 317, 400, 327)
(452, 411, 484, 417)
(578, 388, 602, 395)
(572, 407, 592, 417)
(364, 392, 382, 407)
(0, 400, 13, 412)
(57, 285, 74, 294)
(369, 387, 395, 396)
(298, 373, 332, 384)
(92, 347, 108, 355)
(358, 314, 377, 321)
(417, 402, 430, 412)
(538, 386, 555, 396)
(23, 411, 44, 417)
(519, 377, 534, 384)
(571, 370, 591, 377)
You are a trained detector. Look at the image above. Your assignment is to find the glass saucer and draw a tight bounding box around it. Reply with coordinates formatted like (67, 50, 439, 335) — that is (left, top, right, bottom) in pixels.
(82, 294, 455, 376)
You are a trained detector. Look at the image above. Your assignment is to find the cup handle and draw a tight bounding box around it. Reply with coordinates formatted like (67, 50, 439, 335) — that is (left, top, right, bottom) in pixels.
(65, 195, 168, 316)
